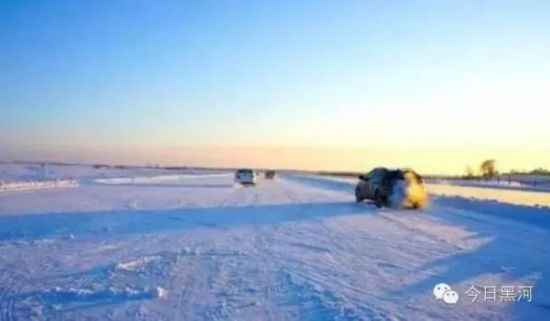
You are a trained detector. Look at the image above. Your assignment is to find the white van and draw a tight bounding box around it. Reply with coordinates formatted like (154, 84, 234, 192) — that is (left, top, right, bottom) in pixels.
(235, 169, 256, 185)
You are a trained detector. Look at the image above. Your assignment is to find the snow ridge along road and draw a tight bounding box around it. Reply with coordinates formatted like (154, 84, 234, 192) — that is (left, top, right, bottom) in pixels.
(0, 172, 549, 321)
(0, 179, 79, 193)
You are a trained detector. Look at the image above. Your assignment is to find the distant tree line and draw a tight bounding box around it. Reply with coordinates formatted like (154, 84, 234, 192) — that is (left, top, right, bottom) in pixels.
(464, 159, 549, 179)
(509, 167, 550, 176)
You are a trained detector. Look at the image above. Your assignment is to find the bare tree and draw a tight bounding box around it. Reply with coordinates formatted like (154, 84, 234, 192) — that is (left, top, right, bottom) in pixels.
(480, 159, 497, 178)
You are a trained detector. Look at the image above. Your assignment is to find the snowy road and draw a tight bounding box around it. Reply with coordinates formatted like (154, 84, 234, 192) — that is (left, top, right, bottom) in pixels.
(0, 172, 549, 321)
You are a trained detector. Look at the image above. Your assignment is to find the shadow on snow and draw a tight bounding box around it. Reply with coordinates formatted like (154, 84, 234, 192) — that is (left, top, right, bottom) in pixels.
(0, 201, 371, 242)
(394, 195, 550, 320)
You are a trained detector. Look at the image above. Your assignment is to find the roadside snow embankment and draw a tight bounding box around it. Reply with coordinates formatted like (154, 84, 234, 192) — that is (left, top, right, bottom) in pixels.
(0, 179, 79, 193)
(428, 178, 550, 192)
(94, 173, 230, 185)
(427, 183, 550, 207)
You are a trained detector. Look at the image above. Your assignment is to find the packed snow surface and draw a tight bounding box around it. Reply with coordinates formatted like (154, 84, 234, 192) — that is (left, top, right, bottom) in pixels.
(0, 164, 549, 321)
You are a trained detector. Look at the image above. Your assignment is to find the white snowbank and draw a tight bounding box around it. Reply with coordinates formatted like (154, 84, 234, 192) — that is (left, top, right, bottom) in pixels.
(426, 183, 550, 207)
(427, 178, 550, 192)
(0, 179, 79, 193)
(94, 173, 230, 185)
(434, 178, 526, 188)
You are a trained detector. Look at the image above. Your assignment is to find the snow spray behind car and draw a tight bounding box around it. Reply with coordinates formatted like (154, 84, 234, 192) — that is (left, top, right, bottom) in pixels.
(388, 170, 427, 208)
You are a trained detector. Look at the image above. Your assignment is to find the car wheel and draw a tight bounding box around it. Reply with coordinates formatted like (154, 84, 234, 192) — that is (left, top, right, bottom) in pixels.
(355, 188, 363, 202)
(375, 190, 384, 208)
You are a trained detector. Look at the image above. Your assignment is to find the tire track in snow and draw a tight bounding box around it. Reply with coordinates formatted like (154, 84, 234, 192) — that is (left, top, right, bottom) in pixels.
(252, 191, 403, 321)
(173, 259, 196, 320)
(0, 274, 23, 321)
(0, 274, 10, 321)
(280, 269, 401, 321)
(172, 254, 218, 320)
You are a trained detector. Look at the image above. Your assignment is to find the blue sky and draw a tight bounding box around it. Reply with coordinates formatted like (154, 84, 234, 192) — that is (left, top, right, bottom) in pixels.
(1, 1, 549, 173)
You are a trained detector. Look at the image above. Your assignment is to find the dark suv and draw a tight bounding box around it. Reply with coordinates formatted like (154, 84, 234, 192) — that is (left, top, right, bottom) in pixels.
(355, 167, 426, 208)
(265, 170, 276, 179)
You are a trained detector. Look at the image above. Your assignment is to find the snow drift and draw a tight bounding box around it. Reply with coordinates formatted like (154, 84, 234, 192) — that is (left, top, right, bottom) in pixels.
(0, 179, 79, 193)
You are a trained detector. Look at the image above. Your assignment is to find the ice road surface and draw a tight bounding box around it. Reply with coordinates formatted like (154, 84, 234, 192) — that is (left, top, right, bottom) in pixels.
(0, 166, 549, 320)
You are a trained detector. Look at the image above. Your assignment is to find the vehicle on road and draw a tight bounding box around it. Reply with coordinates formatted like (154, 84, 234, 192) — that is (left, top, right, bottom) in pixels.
(235, 168, 256, 185)
(355, 167, 426, 208)
(265, 170, 276, 179)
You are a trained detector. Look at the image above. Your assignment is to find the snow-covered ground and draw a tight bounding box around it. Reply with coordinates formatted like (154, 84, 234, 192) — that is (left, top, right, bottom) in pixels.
(0, 165, 549, 320)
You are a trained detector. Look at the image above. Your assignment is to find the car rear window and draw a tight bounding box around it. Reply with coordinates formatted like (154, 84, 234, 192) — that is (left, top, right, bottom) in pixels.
(386, 170, 404, 180)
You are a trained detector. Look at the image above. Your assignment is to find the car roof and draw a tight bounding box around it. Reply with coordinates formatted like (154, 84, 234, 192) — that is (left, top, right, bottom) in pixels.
(370, 167, 418, 173)
(368, 167, 421, 178)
